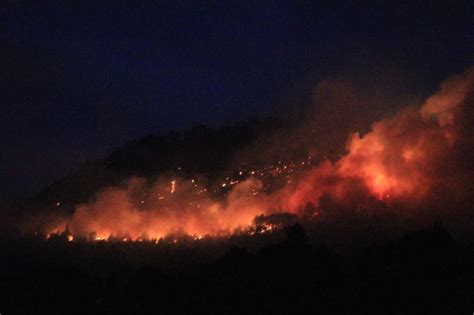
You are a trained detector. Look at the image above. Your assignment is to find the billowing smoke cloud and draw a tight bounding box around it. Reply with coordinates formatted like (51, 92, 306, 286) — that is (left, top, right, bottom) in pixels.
(283, 68, 473, 207)
(45, 67, 474, 240)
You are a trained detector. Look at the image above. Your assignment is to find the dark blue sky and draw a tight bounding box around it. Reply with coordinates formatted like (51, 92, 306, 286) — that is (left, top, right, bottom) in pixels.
(1, 1, 473, 200)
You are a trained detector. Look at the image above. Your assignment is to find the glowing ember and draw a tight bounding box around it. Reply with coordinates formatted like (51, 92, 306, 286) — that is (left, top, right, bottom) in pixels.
(170, 180, 176, 194)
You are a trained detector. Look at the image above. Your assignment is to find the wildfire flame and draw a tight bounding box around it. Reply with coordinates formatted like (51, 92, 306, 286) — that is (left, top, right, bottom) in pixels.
(44, 68, 473, 242)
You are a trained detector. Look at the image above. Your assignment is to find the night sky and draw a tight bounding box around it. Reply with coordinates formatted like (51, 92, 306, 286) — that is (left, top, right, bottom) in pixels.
(1, 1, 473, 201)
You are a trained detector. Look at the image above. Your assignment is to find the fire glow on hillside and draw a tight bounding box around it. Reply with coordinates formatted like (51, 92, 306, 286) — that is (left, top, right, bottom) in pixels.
(45, 68, 473, 242)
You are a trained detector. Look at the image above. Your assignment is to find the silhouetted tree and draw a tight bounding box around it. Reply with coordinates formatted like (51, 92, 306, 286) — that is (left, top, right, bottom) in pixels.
(285, 223, 308, 245)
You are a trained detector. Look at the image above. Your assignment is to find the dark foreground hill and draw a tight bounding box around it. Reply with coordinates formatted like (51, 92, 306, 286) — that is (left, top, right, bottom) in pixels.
(2, 224, 473, 314)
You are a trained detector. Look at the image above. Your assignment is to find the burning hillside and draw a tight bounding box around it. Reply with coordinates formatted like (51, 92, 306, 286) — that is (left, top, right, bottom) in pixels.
(30, 67, 474, 242)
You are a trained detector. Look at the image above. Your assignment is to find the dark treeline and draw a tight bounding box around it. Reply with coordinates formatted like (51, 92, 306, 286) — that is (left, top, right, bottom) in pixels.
(107, 118, 286, 177)
(2, 224, 473, 314)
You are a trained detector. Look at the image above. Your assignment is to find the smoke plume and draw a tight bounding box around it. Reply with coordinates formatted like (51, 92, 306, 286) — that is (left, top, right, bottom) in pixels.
(43, 67, 474, 240)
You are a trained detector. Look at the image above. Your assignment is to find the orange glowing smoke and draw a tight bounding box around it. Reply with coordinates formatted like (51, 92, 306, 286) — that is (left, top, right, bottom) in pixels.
(48, 176, 272, 240)
(46, 68, 474, 240)
(283, 68, 473, 210)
